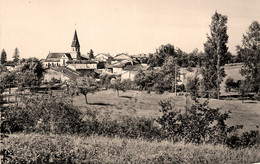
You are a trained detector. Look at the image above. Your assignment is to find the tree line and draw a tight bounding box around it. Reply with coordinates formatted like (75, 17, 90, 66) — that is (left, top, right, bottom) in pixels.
(135, 12, 260, 99)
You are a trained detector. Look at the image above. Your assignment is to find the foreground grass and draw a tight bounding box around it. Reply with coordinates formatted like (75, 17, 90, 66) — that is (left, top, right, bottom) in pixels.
(3, 133, 260, 163)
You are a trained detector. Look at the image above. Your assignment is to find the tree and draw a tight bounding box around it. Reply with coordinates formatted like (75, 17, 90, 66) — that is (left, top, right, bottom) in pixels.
(16, 58, 45, 93)
(76, 76, 98, 104)
(201, 11, 229, 99)
(1, 49, 7, 64)
(134, 70, 155, 91)
(225, 52, 233, 65)
(110, 78, 125, 97)
(148, 44, 176, 67)
(0, 71, 16, 102)
(185, 72, 200, 99)
(13, 48, 20, 62)
(88, 49, 94, 59)
(100, 73, 115, 89)
(236, 21, 260, 95)
(161, 56, 179, 92)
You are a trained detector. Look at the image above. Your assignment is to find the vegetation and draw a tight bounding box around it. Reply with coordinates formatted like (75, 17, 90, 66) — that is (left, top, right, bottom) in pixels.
(110, 78, 126, 97)
(201, 11, 229, 99)
(4, 134, 260, 163)
(16, 58, 45, 93)
(236, 21, 260, 95)
(225, 77, 241, 92)
(75, 76, 98, 104)
(1, 49, 7, 64)
(1, 93, 82, 134)
(135, 46, 179, 93)
(12, 48, 20, 62)
(147, 44, 176, 67)
(185, 72, 200, 99)
(157, 99, 259, 148)
(88, 49, 94, 59)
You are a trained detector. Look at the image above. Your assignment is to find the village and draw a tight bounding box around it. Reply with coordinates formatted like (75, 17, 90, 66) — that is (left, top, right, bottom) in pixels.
(0, 0, 259, 163)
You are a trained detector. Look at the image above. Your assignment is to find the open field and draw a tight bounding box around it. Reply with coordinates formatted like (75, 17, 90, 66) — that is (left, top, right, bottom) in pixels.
(221, 63, 244, 94)
(4, 133, 260, 163)
(73, 89, 260, 133)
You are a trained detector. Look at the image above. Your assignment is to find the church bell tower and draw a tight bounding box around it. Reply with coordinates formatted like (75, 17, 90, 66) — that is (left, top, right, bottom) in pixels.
(71, 30, 81, 60)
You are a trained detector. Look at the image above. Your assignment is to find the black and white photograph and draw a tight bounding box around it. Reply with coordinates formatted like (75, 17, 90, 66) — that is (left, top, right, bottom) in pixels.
(0, 0, 260, 163)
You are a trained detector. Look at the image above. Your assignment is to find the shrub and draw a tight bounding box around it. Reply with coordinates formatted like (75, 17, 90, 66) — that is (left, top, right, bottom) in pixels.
(185, 74, 200, 99)
(79, 109, 162, 140)
(156, 99, 259, 148)
(225, 77, 240, 92)
(1, 93, 82, 134)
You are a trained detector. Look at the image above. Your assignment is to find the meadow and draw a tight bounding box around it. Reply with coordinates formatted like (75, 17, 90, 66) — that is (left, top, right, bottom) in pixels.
(73, 89, 260, 133)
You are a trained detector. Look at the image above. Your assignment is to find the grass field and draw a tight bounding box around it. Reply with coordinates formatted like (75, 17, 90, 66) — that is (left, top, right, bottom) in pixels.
(221, 63, 244, 93)
(73, 89, 260, 133)
(4, 133, 260, 163)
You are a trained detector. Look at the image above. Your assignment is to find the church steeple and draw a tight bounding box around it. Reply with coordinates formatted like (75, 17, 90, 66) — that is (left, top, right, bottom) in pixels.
(71, 30, 80, 52)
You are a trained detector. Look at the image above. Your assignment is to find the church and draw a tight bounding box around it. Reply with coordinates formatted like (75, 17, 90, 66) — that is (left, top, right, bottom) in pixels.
(42, 30, 96, 70)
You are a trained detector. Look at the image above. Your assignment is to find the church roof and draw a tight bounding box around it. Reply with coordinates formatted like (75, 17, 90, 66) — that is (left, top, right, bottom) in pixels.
(71, 30, 80, 47)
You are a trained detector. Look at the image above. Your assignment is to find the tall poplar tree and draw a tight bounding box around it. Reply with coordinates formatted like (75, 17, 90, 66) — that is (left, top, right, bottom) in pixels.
(201, 11, 229, 99)
(236, 21, 260, 94)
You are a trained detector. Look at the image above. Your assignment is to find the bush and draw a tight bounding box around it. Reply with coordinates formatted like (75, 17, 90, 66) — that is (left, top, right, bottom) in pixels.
(79, 110, 162, 140)
(1, 93, 82, 134)
(225, 77, 240, 92)
(185, 74, 200, 99)
(156, 99, 259, 148)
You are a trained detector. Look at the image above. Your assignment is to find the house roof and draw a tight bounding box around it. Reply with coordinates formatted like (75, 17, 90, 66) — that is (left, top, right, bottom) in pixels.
(46, 53, 71, 59)
(114, 53, 132, 59)
(123, 64, 150, 71)
(95, 53, 113, 58)
(112, 63, 125, 68)
(123, 64, 142, 71)
(71, 30, 80, 47)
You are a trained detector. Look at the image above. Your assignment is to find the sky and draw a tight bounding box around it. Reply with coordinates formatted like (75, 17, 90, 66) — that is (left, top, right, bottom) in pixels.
(0, 0, 259, 60)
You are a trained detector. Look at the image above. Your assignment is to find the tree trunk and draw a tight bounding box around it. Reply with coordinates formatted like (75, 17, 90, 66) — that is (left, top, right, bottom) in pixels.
(84, 94, 88, 104)
(71, 94, 74, 105)
(117, 90, 119, 97)
(217, 40, 221, 99)
(8, 83, 11, 103)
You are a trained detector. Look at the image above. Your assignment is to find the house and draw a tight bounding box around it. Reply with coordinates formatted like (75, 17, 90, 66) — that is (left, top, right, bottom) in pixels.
(178, 68, 202, 85)
(43, 66, 81, 83)
(114, 53, 132, 61)
(107, 62, 149, 81)
(94, 53, 113, 64)
(43, 53, 72, 68)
